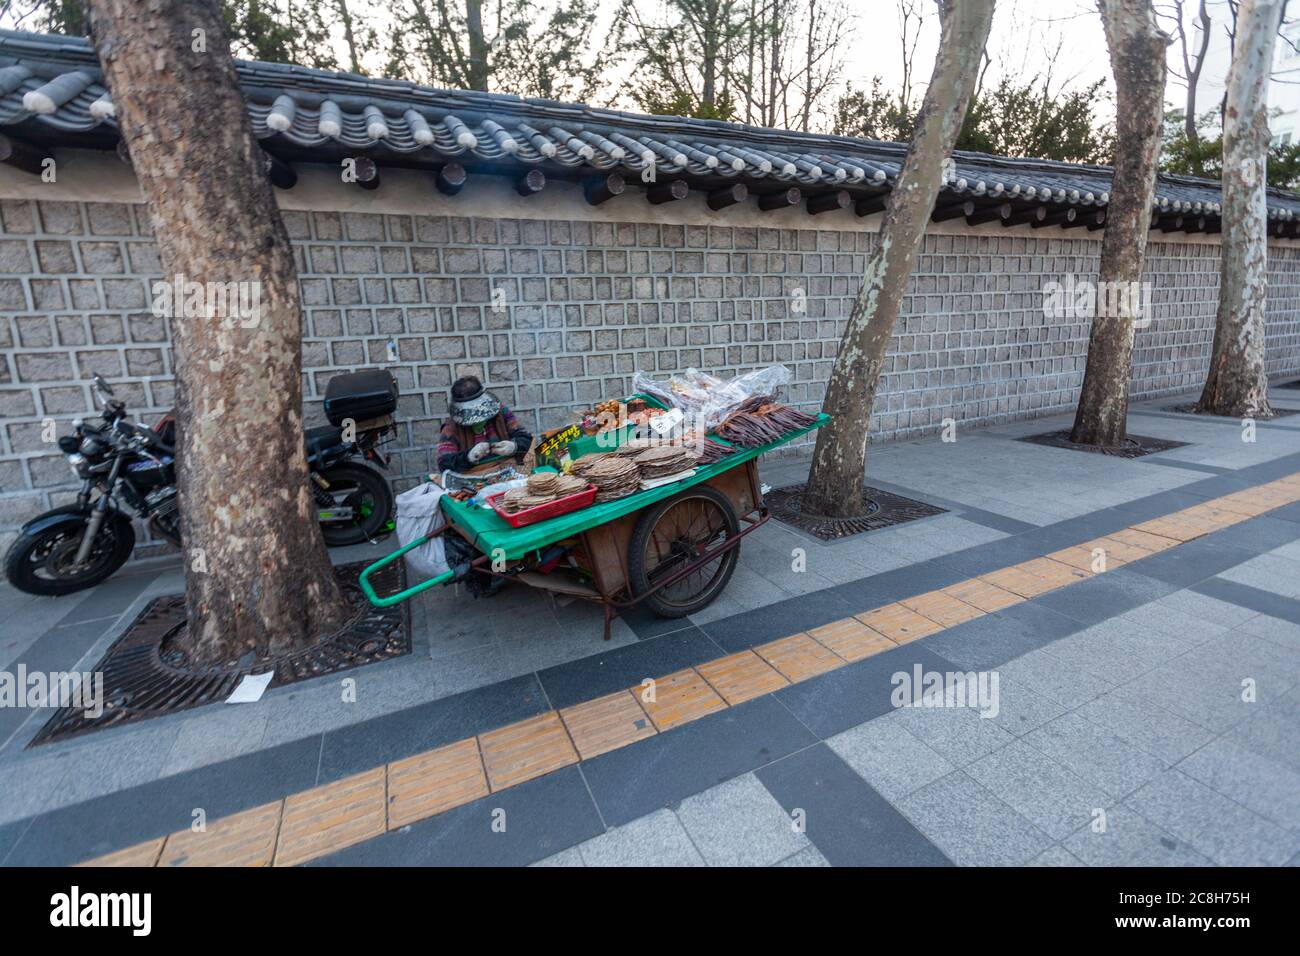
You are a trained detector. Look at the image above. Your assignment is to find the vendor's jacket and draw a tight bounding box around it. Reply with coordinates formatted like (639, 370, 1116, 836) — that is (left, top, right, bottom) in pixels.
(437, 406, 533, 472)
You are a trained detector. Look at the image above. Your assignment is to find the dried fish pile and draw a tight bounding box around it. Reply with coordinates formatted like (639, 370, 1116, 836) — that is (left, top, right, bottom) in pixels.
(572, 455, 641, 502)
(633, 444, 696, 480)
(500, 471, 588, 513)
(695, 438, 737, 465)
(715, 396, 818, 448)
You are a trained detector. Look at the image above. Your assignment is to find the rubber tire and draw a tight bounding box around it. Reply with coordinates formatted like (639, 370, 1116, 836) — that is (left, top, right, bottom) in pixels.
(317, 462, 394, 547)
(3, 515, 135, 596)
(628, 484, 740, 618)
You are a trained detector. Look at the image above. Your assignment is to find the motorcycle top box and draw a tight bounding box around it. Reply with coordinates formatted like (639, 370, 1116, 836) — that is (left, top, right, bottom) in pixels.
(324, 369, 399, 426)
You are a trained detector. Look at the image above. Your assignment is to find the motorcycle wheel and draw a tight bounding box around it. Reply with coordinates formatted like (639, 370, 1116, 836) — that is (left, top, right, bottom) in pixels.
(316, 462, 394, 547)
(3, 516, 136, 596)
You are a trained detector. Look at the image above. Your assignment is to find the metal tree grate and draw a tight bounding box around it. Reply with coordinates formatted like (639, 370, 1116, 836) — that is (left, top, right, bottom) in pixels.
(766, 483, 946, 540)
(1018, 430, 1189, 459)
(27, 560, 410, 747)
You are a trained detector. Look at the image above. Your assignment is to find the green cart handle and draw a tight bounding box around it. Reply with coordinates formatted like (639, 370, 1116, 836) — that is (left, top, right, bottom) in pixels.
(359, 535, 457, 607)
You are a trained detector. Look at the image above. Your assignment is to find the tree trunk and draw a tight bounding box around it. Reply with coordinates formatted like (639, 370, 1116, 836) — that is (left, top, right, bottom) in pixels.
(1196, 0, 1282, 419)
(88, 0, 348, 665)
(465, 0, 489, 91)
(335, 0, 363, 74)
(1182, 0, 1210, 175)
(1069, 0, 1168, 447)
(802, 0, 994, 518)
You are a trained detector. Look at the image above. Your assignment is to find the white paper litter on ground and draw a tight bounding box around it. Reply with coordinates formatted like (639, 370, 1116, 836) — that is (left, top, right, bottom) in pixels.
(226, 671, 274, 704)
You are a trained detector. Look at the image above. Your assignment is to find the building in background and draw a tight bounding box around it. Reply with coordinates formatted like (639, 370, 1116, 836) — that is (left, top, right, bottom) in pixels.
(1, 28, 1299, 557)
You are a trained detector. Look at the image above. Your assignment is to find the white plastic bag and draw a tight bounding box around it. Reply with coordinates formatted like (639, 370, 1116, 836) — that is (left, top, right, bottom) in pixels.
(395, 482, 451, 580)
(632, 365, 793, 430)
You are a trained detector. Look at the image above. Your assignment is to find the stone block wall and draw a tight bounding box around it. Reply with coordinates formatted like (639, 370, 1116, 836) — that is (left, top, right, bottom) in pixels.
(3, 195, 1300, 555)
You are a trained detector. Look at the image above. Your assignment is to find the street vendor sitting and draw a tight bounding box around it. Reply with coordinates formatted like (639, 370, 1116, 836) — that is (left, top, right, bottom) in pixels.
(437, 376, 533, 473)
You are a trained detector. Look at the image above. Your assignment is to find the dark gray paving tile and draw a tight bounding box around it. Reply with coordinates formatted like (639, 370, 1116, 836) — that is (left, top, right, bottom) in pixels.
(313, 765, 603, 866)
(316, 673, 549, 784)
(699, 590, 858, 653)
(536, 627, 723, 710)
(579, 695, 815, 827)
(827, 560, 972, 615)
(1137, 458, 1236, 476)
(773, 642, 958, 739)
(862, 478, 1037, 535)
(0, 600, 154, 750)
(1109, 490, 1225, 522)
(56, 572, 159, 625)
(755, 742, 951, 866)
(1206, 516, 1300, 554)
(1121, 537, 1258, 588)
(0, 818, 31, 865)
(920, 602, 1082, 671)
(1033, 568, 1178, 626)
(1237, 452, 1300, 482)
(1011, 516, 1131, 554)
(1175, 473, 1267, 497)
(618, 605, 700, 640)
(1269, 501, 1300, 525)
(4, 735, 322, 866)
(832, 557, 971, 604)
(929, 537, 1051, 579)
(1192, 578, 1300, 626)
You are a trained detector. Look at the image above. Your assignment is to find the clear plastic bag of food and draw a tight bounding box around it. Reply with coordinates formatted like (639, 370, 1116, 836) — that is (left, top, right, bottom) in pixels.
(632, 365, 792, 430)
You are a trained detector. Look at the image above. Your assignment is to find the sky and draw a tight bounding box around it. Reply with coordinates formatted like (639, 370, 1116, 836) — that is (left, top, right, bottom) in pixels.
(0, 0, 1278, 132)
(829, 0, 1259, 129)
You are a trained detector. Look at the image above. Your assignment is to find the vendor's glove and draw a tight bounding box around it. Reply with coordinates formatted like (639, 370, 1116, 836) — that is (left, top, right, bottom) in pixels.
(490, 440, 516, 456)
(467, 441, 492, 463)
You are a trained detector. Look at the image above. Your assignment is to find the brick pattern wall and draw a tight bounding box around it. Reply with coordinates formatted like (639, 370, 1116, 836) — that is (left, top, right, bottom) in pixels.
(3, 197, 1300, 554)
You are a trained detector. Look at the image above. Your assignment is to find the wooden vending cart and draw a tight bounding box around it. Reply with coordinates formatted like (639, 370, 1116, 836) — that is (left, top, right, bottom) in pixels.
(359, 410, 828, 639)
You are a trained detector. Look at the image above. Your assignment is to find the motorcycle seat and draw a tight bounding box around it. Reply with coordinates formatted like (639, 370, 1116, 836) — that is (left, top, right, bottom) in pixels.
(304, 424, 345, 464)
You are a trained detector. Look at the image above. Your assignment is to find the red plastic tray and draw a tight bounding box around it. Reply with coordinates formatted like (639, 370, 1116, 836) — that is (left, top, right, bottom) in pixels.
(486, 484, 598, 528)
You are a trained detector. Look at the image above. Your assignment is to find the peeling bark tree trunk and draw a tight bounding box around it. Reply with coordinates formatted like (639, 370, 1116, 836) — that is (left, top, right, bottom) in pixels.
(1069, 0, 1168, 447)
(88, 0, 347, 665)
(1197, 0, 1282, 419)
(802, 0, 994, 517)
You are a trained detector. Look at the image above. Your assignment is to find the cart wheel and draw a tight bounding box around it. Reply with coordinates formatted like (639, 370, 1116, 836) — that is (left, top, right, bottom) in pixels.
(628, 485, 741, 618)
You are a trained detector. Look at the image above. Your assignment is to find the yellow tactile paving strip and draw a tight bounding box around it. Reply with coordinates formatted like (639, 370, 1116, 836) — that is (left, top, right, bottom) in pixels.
(479, 711, 579, 790)
(387, 738, 489, 828)
(274, 766, 387, 866)
(696, 651, 790, 704)
(559, 690, 656, 759)
(639, 667, 728, 730)
(755, 632, 845, 681)
(79, 472, 1300, 868)
(159, 802, 281, 867)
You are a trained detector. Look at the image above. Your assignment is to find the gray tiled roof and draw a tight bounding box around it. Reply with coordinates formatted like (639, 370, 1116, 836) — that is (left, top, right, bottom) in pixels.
(2, 27, 1298, 227)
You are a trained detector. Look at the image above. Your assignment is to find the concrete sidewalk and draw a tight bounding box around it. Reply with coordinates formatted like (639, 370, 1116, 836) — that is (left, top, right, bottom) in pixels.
(2, 385, 1299, 866)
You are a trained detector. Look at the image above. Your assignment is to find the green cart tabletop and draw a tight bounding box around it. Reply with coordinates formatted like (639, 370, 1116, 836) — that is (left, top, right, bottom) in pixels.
(440, 412, 829, 560)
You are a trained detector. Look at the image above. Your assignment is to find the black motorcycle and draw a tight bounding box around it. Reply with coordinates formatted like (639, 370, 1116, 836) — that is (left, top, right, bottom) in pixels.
(4, 371, 398, 596)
